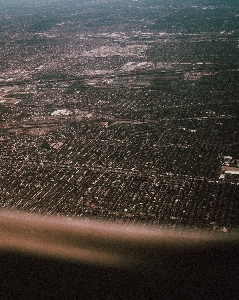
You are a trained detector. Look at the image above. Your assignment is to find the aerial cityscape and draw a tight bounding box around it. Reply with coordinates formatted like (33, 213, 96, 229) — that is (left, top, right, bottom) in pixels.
(0, 0, 239, 232)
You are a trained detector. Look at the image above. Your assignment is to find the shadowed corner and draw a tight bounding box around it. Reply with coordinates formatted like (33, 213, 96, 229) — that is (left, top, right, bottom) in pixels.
(0, 209, 239, 299)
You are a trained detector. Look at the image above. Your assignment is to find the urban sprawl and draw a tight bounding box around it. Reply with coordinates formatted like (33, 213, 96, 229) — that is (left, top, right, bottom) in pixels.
(1, 0, 239, 232)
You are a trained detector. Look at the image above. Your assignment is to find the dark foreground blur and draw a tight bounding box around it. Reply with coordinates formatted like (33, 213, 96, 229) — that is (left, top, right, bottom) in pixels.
(0, 210, 238, 299)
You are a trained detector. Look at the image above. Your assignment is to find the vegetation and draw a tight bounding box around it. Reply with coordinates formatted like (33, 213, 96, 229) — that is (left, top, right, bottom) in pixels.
(3, 93, 34, 99)
(28, 19, 54, 33)
(14, 38, 49, 45)
(40, 141, 51, 149)
(38, 74, 69, 81)
(62, 82, 86, 94)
